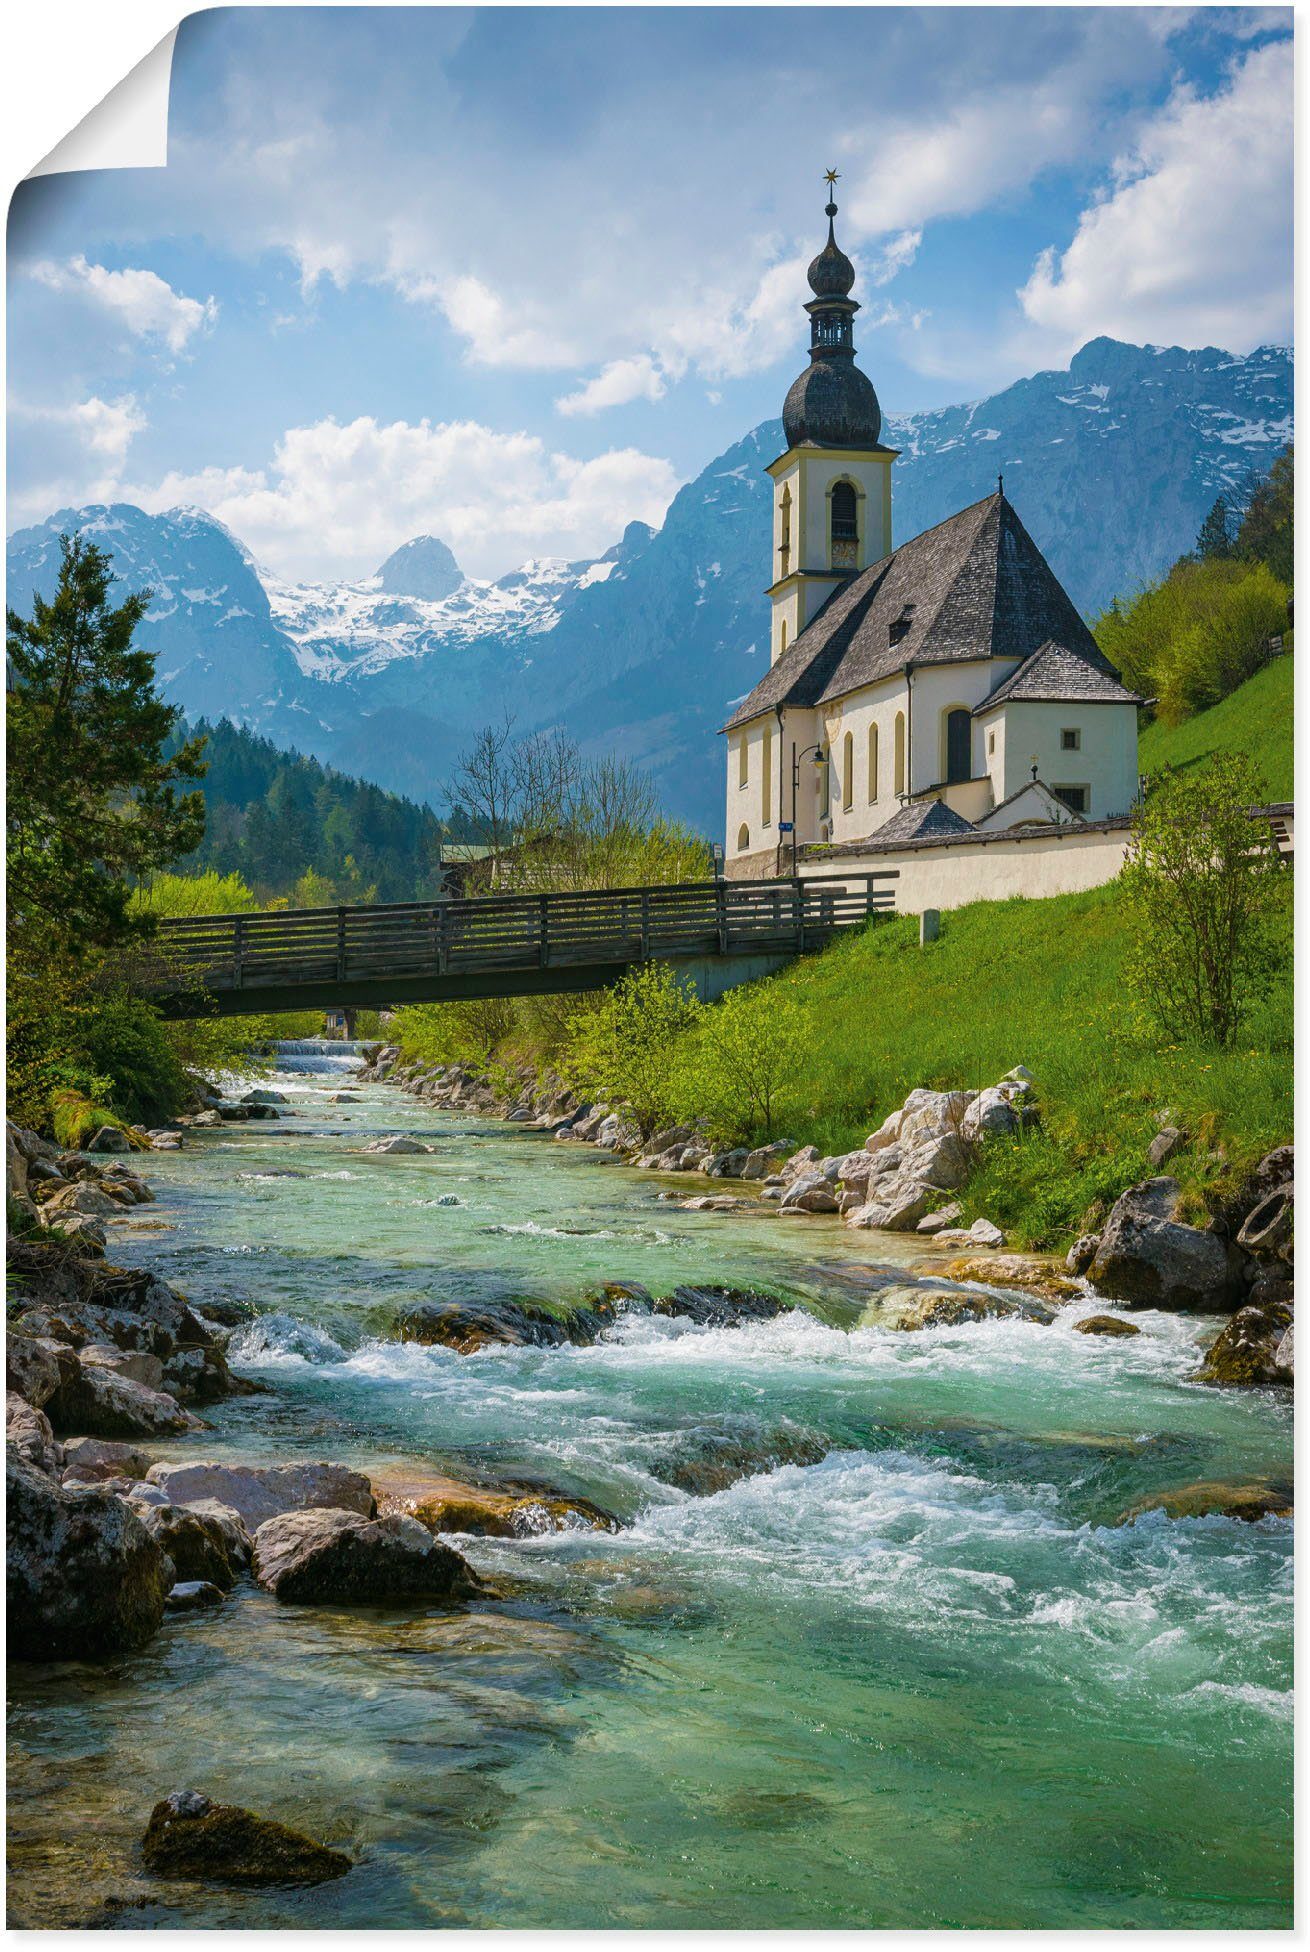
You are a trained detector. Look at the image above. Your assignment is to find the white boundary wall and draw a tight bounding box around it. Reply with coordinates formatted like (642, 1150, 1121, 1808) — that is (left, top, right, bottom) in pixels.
(797, 822, 1132, 913)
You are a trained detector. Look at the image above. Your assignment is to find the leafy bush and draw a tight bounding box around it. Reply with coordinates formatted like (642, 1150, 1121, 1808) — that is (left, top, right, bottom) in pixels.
(1094, 557, 1289, 724)
(678, 983, 807, 1144)
(1122, 754, 1285, 1048)
(562, 964, 702, 1137)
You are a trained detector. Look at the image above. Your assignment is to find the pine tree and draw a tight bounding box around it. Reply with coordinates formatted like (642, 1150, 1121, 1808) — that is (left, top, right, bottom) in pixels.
(1195, 497, 1234, 561)
(1236, 446, 1294, 586)
(7, 533, 206, 947)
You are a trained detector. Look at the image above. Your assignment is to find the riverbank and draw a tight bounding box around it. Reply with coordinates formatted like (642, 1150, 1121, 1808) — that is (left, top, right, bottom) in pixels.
(6, 1049, 1294, 1927)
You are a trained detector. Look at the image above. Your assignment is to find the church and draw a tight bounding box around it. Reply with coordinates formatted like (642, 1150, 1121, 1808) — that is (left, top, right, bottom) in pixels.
(723, 181, 1144, 879)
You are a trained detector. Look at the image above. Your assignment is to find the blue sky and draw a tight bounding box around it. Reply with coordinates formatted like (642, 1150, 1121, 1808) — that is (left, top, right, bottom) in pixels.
(7, 5, 1293, 582)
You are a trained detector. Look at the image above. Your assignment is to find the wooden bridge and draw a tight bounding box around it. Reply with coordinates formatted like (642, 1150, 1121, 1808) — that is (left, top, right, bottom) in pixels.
(149, 874, 898, 1017)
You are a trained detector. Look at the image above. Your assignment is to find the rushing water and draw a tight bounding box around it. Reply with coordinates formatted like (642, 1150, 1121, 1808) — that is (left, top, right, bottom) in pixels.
(7, 1057, 1293, 1928)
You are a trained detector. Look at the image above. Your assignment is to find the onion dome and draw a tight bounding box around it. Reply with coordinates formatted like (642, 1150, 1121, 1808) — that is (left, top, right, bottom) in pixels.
(807, 202, 856, 298)
(782, 175, 883, 451)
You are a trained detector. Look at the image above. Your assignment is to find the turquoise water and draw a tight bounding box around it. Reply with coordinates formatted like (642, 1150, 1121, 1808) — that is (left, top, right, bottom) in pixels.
(7, 1061, 1293, 1927)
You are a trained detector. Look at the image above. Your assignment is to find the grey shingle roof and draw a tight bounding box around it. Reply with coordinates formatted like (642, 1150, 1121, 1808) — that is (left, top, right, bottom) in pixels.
(724, 491, 1118, 731)
(865, 798, 977, 845)
(974, 638, 1146, 711)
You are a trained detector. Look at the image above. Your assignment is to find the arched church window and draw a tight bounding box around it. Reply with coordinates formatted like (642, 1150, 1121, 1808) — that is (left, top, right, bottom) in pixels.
(779, 488, 792, 578)
(738, 736, 748, 790)
(842, 731, 854, 811)
(894, 712, 906, 797)
(737, 824, 750, 853)
(945, 708, 972, 785)
(762, 725, 773, 824)
(867, 723, 879, 803)
(831, 481, 858, 569)
(780, 619, 788, 656)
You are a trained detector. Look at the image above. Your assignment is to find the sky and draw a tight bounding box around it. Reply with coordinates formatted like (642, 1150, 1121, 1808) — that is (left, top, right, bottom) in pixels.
(6, 5, 1294, 585)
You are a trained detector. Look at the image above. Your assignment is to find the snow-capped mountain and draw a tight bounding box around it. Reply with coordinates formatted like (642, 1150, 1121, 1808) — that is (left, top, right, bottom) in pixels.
(6, 338, 1292, 833)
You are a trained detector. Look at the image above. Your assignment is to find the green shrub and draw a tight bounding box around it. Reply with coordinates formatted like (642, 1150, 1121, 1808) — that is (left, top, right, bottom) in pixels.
(678, 983, 807, 1145)
(1094, 557, 1289, 724)
(562, 964, 702, 1137)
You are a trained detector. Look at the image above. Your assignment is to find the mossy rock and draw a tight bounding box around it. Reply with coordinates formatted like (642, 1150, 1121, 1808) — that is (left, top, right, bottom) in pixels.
(405, 1475, 617, 1538)
(1117, 1480, 1293, 1525)
(937, 1254, 1079, 1302)
(142, 1792, 349, 1885)
(1073, 1314, 1141, 1338)
(1196, 1299, 1293, 1386)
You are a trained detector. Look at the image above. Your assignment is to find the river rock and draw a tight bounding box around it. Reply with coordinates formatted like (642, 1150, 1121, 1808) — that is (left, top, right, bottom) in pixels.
(1196, 1300, 1294, 1387)
(141, 1790, 350, 1885)
(652, 1285, 788, 1328)
(884, 1285, 1054, 1330)
(39, 1181, 120, 1221)
(706, 1147, 751, 1178)
(1274, 1320, 1294, 1378)
(401, 1475, 617, 1539)
(139, 1503, 244, 1588)
(395, 1296, 607, 1353)
(648, 1415, 828, 1495)
(1087, 1178, 1245, 1312)
(7, 1394, 63, 1476)
(165, 1579, 226, 1611)
(1237, 1182, 1294, 1262)
(80, 1341, 166, 1391)
(960, 1087, 1019, 1142)
(192, 1110, 224, 1129)
(144, 1459, 375, 1531)
(7, 1332, 78, 1409)
(1117, 1480, 1293, 1524)
(242, 1088, 288, 1106)
(779, 1173, 839, 1213)
(86, 1126, 132, 1153)
(741, 1141, 797, 1180)
(44, 1359, 196, 1440)
(1066, 1233, 1100, 1276)
(60, 1435, 151, 1483)
(363, 1134, 430, 1155)
(932, 1218, 1006, 1249)
(1073, 1314, 1141, 1338)
(917, 1202, 964, 1234)
(937, 1254, 1078, 1302)
(7, 1447, 171, 1658)
(252, 1506, 477, 1604)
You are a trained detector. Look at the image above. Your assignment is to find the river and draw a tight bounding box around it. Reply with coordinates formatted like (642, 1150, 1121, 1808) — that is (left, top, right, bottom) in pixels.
(7, 1046, 1293, 1928)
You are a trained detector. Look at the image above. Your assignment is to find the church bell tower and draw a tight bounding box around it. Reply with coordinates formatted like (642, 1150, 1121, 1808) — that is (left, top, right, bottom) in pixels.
(767, 173, 897, 664)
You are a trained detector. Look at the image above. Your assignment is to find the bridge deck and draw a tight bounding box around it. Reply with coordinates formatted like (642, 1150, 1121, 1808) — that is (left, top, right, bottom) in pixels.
(150, 874, 897, 1017)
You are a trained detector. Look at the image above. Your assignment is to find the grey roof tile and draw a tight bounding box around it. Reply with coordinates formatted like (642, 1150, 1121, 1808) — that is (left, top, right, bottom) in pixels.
(974, 638, 1146, 711)
(864, 798, 977, 845)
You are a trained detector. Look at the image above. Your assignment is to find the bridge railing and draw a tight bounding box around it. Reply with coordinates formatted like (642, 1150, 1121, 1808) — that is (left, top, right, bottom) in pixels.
(153, 874, 897, 998)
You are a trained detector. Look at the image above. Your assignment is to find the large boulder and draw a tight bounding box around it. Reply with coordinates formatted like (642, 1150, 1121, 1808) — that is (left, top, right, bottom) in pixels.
(7, 1394, 63, 1476)
(1087, 1178, 1245, 1312)
(80, 1341, 166, 1391)
(1117, 1480, 1293, 1525)
(648, 1415, 828, 1495)
(251, 1507, 477, 1604)
(137, 1503, 244, 1588)
(883, 1285, 1055, 1330)
(142, 1790, 349, 1885)
(652, 1285, 788, 1327)
(144, 1459, 374, 1532)
(1196, 1300, 1294, 1387)
(44, 1360, 195, 1439)
(6, 1447, 171, 1658)
(7, 1332, 78, 1409)
(779, 1173, 839, 1214)
(401, 1476, 616, 1539)
(61, 1435, 152, 1483)
(394, 1296, 607, 1353)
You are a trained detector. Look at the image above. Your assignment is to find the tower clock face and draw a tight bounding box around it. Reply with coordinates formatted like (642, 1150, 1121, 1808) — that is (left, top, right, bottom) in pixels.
(832, 537, 858, 570)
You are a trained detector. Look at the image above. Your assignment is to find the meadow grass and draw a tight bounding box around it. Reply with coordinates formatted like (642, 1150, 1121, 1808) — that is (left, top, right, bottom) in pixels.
(752, 876, 1292, 1248)
(1138, 656, 1293, 800)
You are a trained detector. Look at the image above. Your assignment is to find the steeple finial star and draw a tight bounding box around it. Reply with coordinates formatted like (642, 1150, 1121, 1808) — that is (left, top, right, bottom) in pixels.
(824, 168, 840, 188)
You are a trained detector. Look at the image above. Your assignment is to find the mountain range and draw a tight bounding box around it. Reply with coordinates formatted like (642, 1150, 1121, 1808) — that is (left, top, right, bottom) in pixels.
(6, 337, 1292, 833)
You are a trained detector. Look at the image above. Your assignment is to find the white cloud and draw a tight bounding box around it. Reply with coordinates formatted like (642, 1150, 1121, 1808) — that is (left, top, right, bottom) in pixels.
(28, 257, 217, 355)
(126, 414, 679, 581)
(409, 273, 577, 369)
(1019, 40, 1292, 353)
(556, 353, 669, 417)
(868, 229, 921, 288)
(7, 395, 146, 525)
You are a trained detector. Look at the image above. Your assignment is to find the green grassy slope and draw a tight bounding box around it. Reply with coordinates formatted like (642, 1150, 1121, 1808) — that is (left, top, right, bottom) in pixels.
(1137, 655, 1294, 800)
(762, 880, 1292, 1248)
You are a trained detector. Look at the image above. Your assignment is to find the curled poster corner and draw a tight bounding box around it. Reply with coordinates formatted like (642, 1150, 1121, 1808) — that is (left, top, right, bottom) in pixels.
(27, 26, 179, 179)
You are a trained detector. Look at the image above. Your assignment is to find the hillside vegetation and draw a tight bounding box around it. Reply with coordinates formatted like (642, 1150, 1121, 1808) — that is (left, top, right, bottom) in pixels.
(1138, 656, 1293, 801)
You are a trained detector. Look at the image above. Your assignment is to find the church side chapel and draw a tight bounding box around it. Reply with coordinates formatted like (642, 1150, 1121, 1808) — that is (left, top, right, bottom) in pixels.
(724, 175, 1144, 876)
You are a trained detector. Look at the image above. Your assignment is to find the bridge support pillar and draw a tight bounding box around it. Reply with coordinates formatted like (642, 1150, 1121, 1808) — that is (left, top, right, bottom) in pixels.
(669, 953, 792, 1004)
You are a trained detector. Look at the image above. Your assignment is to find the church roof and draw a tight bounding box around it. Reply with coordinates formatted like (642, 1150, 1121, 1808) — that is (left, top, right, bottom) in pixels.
(974, 638, 1146, 711)
(864, 798, 977, 845)
(724, 491, 1118, 730)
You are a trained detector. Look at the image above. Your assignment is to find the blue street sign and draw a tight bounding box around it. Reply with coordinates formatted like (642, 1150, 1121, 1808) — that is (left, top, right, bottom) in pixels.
(778, 821, 795, 832)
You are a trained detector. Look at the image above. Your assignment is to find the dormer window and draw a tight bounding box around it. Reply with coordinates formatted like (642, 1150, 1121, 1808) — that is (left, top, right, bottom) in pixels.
(888, 603, 916, 648)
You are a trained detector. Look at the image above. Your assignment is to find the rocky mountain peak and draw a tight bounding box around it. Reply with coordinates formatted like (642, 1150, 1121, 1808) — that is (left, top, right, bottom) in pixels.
(375, 534, 463, 601)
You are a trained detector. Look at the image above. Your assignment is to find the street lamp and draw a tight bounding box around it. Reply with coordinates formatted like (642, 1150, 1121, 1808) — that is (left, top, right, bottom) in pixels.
(788, 740, 828, 876)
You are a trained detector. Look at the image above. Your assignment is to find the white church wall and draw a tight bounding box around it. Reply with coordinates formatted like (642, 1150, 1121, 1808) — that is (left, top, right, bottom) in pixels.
(907, 660, 1019, 796)
(816, 678, 910, 845)
(987, 699, 1140, 818)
